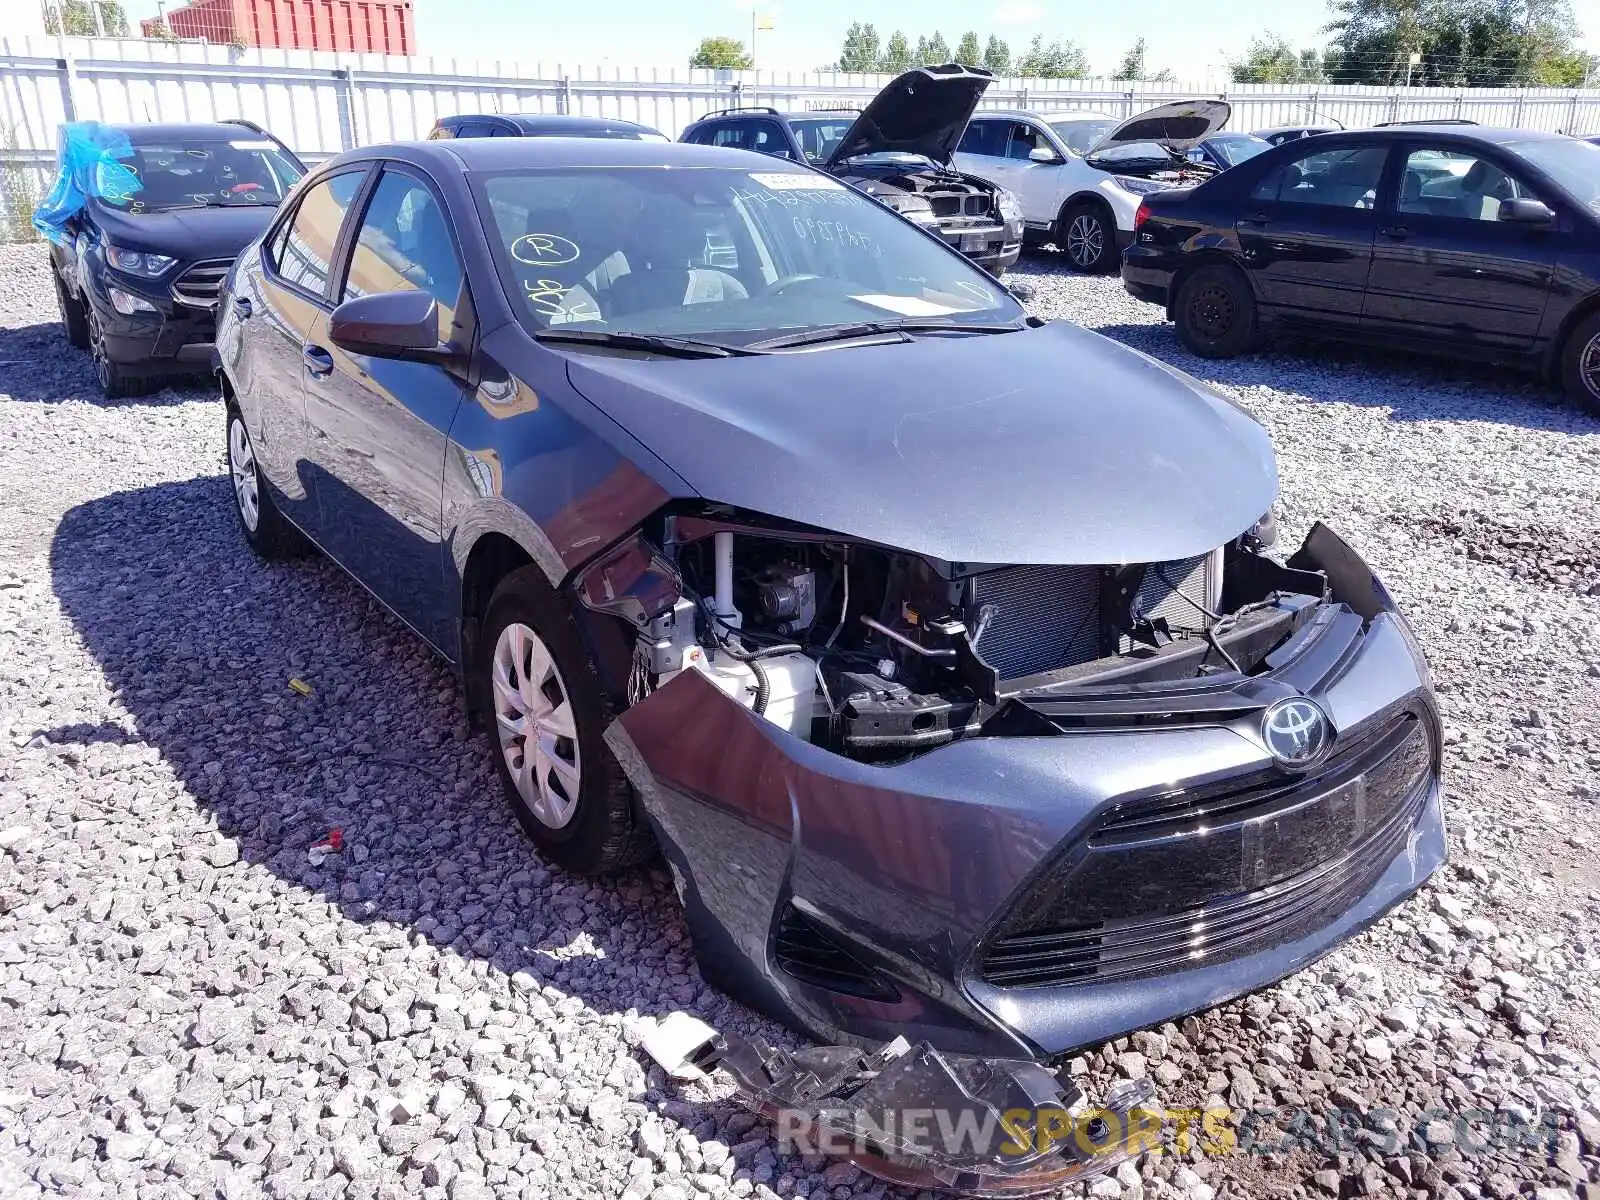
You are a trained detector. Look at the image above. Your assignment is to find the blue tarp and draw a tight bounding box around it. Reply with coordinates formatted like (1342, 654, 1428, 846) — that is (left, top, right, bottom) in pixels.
(32, 121, 144, 245)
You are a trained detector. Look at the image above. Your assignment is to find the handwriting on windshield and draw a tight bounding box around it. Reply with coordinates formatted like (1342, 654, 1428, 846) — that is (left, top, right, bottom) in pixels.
(524, 278, 569, 315)
(732, 186, 863, 211)
(512, 233, 581, 267)
(791, 215, 880, 255)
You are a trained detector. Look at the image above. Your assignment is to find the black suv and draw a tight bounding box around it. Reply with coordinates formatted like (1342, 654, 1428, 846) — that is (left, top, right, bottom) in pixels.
(680, 65, 1023, 275)
(46, 120, 305, 397)
(426, 113, 668, 141)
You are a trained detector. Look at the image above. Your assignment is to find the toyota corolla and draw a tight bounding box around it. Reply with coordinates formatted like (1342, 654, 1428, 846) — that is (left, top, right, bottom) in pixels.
(215, 134, 1444, 1186)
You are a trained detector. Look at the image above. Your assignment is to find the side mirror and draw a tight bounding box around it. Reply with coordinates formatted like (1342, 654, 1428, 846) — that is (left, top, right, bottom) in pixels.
(1005, 279, 1035, 302)
(1499, 197, 1554, 225)
(329, 291, 441, 357)
(1028, 146, 1062, 164)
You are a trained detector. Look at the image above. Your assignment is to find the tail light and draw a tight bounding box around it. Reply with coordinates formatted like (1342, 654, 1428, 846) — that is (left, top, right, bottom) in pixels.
(1133, 200, 1151, 233)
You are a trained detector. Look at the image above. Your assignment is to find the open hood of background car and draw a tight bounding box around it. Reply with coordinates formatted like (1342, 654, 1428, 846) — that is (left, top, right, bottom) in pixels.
(1087, 98, 1232, 156)
(562, 319, 1277, 567)
(825, 64, 995, 169)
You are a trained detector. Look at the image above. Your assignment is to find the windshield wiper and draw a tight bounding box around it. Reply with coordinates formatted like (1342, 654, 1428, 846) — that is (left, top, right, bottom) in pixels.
(533, 328, 761, 358)
(752, 318, 1026, 350)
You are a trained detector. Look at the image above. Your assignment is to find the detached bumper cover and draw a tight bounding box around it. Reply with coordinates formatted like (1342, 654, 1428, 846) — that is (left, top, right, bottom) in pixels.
(612, 525, 1445, 1059)
(710, 1033, 1158, 1197)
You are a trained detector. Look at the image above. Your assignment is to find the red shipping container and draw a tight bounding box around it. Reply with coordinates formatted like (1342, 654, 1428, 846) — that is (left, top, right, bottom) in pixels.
(146, 0, 415, 55)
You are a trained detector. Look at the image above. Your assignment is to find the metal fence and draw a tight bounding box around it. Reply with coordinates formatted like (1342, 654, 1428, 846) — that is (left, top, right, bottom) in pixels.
(9, 33, 1600, 241)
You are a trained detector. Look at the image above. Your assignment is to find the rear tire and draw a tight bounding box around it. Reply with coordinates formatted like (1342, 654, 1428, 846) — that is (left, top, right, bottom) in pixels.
(226, 405, 304, 560)
(1058, 202, 1116, 273)
(1174, 263, 1260, 359)
(54, 272, 89, 350)
(1558, 311, 1600, 418)
(479, 565, 654, 875)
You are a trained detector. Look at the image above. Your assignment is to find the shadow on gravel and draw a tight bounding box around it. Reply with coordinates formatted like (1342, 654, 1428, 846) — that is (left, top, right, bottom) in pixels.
(45, 476, 729, 1037)
(1089, 320, 1600, 435)
(0, 321, 212, 405)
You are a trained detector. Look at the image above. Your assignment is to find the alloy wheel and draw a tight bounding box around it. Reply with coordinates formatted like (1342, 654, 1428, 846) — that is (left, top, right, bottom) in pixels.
(1580, 333, 1600, 401)
(87, 307, 112, 389)
(1066, 213, 1103, 268)
(227, 415, 260, 533)
(492, 621, 582, 829)
(1188, 283, 1237, 341)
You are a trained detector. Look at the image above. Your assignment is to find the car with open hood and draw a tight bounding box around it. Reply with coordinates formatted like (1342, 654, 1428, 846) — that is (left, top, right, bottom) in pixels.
(680, 64, 1024, 275)
(215, 132, 1445, 1190)
(954, 99, 1231, 272)
(37, 119, 305, 398)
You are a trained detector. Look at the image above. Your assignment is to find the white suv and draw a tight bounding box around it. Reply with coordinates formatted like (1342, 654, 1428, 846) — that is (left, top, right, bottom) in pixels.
(954, 100, 1230, 272)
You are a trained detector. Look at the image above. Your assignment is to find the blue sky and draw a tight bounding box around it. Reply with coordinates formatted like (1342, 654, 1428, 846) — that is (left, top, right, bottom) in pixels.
(116, 0, 1600, 79)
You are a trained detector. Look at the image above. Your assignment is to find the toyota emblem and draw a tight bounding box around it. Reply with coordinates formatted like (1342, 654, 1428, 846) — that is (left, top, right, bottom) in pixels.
(1261, 697, 1333, 768)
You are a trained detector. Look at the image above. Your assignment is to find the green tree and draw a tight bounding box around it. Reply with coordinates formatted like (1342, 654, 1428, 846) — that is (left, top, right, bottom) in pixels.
(880, 30, 913, 72)
(45, 0, 129, 36)
(913, 35, 930, 63)
(1016, 35, 1089, 78)
(925, 32, 952, 63)
(835, 22, 882, 72)
(1230, 33, 1310, 82)
(1324, 0, 1590, 86)
(956, 31, 982, 65)
(1115, 37, 1147, 79)
(689, 36, 753, 69)
(983, 35, 1013, 74)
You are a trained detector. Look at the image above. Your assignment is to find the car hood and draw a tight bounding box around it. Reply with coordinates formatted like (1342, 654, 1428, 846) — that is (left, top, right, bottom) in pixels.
(562, 320, 1277, 566)
(825, 64, 994, 170)
(89, 201, 280, 261)
(1087, 99, 1232, 155)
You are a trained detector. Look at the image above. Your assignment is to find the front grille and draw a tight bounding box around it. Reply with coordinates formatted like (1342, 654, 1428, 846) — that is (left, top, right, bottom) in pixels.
(968, 553, 1222, 681)
(980, 711, 1434, 988)
(929, 195, 993, 219)
(170, 258, 232, 310)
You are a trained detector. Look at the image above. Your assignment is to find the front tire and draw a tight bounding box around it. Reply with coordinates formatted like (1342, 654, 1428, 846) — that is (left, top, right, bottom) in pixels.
(54, 272, 89, 350)
(1059, 202, 1115, 273)
(85, 304, 149, 400)
(480, 566, 653, 875)
(1174, 263, 1260, 359)
(1558, 311, 1600, 417)
(226, 405, 303, 559)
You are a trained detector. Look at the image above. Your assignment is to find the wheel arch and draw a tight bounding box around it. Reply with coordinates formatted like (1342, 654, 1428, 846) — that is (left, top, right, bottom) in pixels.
(1166, 252, 1256, 320)
(1544, 292, 1600, 382)
(1058, 191, 1116, 235)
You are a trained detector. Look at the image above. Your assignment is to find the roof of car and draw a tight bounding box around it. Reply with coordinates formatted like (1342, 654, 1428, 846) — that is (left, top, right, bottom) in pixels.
(1303, 125, 1564, 145)
(446, 113, 658, 134)
(340, 137, 797, 173)
(980, 109, 1117, 122)
(111, 121, 269, 145)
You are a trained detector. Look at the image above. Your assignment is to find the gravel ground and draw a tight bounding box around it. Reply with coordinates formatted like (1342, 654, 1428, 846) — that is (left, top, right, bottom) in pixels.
(0, 237, 1598, 1200)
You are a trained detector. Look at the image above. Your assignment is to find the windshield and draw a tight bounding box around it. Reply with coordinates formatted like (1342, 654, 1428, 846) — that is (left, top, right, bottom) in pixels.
(96, 139, 304, 212)
(1509, 136, 1600, 211)
(1205, 134, 1270, 166)
(787, 117, 856, 163)
(476, 166, 1021, 345)
(1047, 118, 1117, 155)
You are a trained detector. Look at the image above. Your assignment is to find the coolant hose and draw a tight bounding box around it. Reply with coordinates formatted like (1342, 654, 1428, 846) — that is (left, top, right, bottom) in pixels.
(748, 657, 771, 716)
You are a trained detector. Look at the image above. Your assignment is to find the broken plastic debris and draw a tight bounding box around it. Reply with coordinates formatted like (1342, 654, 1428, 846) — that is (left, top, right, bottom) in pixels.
(638, 1011, 720, 1081)
(288, 677, 313, 697)
(306, 829, 344, 866)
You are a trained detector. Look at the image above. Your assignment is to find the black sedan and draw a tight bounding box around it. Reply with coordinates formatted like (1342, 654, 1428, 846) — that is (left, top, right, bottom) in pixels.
(215, 133, 1442, 1188)
(1123, 125, 1600, 414)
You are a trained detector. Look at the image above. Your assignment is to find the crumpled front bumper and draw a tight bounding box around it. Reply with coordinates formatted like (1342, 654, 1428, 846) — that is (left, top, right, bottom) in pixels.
(611, 525, 1445, 1061)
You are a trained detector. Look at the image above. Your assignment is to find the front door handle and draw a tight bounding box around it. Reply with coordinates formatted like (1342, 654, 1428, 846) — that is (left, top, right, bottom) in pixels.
(233, 296, 252, 319)
(1380, 225, 1411, 242)
(302, 344, 334, 379)
(1239, 211, 1270, 227)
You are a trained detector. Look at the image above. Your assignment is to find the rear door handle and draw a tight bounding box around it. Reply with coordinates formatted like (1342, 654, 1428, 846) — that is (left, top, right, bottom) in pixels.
(233, 296, 252, 319)
(302, 344, 334, 379)
(1239, 214, 1270, 228)
(1380, 225, 1411, 241)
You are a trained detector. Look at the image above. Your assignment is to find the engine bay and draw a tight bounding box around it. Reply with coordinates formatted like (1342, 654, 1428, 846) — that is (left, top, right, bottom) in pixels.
(591, 508, 1329, 764)
(841, 167, 1000, 228)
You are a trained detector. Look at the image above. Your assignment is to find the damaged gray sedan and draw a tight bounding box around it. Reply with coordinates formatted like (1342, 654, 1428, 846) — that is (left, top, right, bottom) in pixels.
(216, 134, 1445, 1192)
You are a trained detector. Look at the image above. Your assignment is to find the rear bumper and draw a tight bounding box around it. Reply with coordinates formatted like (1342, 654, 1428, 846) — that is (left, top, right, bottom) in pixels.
(1121, 244, 1180, 308)
(613, 527, 1446, 1061)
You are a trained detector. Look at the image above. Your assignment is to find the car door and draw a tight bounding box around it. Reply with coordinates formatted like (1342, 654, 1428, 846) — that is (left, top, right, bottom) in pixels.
(236, 168, 368, 528)
(954, 118, 1025, 199)
(300, 163, 472, 651)
(1360, 143, 1557, 351)
(1234, 141, 1390, 326)
(1001, 120, 1071, 230)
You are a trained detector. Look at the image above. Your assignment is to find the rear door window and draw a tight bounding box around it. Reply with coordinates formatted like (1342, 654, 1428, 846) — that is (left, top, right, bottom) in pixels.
(1251, 144, 1389, 209)
(957, 119, 1006, 157)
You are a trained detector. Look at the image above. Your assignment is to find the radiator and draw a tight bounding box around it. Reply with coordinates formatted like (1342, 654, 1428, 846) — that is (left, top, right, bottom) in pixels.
(967, 550, 1223, 680)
